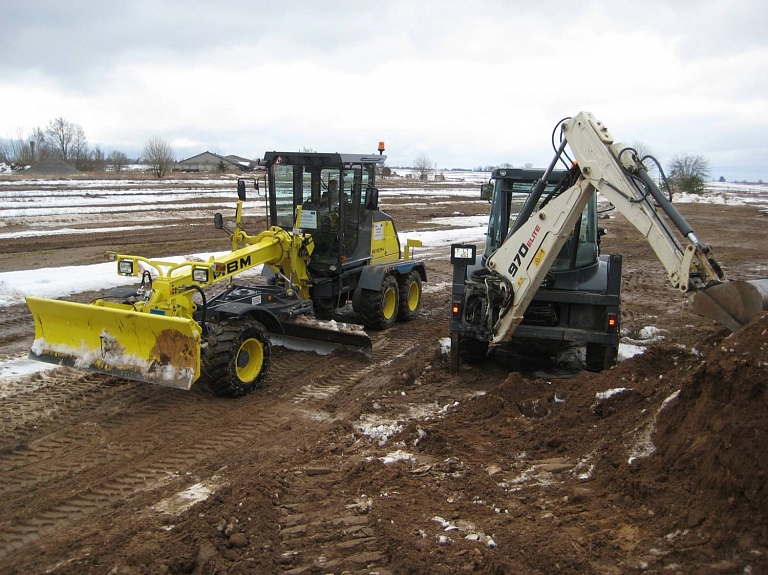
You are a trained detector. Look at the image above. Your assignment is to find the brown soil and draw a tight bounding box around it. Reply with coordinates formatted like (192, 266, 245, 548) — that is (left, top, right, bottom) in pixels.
(1, 175, 767, 574)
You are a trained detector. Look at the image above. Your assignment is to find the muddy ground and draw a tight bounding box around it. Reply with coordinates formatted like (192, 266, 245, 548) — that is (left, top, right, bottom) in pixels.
(1, 173, 767, 574)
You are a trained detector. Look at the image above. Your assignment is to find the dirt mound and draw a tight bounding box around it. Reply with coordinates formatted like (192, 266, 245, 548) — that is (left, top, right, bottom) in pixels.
(360, 330, 768, 573)
(654, 312, 768, 513)
(25, 158, 80, 175)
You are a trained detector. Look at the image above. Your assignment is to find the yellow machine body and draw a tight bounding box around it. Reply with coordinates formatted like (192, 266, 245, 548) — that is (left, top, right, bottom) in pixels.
(25, 223, 307, 389)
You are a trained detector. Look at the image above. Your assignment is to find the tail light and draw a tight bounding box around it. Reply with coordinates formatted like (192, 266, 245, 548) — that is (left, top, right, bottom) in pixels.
(607, 313, 618, 330)
(451, 302, 461, 318)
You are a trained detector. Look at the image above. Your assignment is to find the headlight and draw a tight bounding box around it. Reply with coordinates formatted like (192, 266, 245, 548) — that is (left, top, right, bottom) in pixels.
(118, 259, 134, 275)
(192, 267, 209, 283)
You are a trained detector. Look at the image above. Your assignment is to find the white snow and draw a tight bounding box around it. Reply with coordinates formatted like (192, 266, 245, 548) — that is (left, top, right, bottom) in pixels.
(637, 326, 666, 342)
(0, 224, 169, 240)
(0, 354, 57, 379)
(617, 324, 668, 360)
(421, 215, 489, 227)
(153, 479, 221, 515)
(596, 387, 629, 401)
(398, 226, 485, 249)
(357, 416, 404, 445)
(618, 343, 646, 360)
(380, 450, 416, 464)
(0, 261, 137, 306)
(627, 390, 682, 465)
(356, 401, 460, 445)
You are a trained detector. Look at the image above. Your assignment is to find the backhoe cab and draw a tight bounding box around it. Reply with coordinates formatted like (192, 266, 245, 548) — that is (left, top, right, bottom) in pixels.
(26, 149, 426, 397)
(451, 167, 621, 371)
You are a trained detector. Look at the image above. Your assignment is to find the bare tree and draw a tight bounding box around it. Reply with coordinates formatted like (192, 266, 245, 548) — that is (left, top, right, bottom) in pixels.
(108, 150, 129, 172)
(628, 140, 660, 177)
(143, 136, 175, 178)
(669, 154, 710, 194)
(413, 153, 433, 181)
(72, 125, 89, 170)
(1, 125, 59, 166)
(46, 117, 77, 161)
(0, 128, 27, 164)
(88, 146, 107, 172)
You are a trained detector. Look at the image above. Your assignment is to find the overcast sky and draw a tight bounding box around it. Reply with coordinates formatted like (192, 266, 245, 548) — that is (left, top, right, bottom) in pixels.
(1, 0, 766, 180)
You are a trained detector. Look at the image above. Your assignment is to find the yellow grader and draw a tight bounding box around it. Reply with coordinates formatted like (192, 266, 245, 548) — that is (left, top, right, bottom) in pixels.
(26, 150, 425, 396)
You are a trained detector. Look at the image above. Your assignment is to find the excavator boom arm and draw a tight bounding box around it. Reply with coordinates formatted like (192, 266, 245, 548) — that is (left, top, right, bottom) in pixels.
(488, 112, 768, 343)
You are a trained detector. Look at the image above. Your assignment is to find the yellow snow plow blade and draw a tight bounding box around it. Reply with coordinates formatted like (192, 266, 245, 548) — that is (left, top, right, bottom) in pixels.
(26, 296, 202, 390)
(692, 279, 768, 333)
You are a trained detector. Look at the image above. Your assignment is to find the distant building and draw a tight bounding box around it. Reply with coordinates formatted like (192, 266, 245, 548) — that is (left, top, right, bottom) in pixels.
(175, 151, 256, 172)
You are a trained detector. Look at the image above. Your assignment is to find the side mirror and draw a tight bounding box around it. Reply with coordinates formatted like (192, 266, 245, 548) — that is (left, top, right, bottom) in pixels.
(480, 183, 493, 202)
(214, 213, 223, 230)
(597, 226, 607, 246)
(237, 179, 247, 201)
(364, 186, 379, 210)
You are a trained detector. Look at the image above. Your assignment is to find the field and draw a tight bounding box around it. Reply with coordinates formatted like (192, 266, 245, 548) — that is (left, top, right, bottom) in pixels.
(1, 171, 768, 574)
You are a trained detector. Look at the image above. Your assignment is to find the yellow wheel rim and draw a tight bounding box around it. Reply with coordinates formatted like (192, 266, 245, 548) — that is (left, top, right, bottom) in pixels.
(383, 286, 397, 319)
(236, 337, 264, 382)
(407, 281, 419, 311)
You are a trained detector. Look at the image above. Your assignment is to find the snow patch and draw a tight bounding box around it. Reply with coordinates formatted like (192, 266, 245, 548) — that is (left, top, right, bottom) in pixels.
(153, 479, 221, 515)
(356, 401, 460, 445)
(596, 387, 630, 401)
(380, 450, 416, 464)
(431, 516, 497, 548)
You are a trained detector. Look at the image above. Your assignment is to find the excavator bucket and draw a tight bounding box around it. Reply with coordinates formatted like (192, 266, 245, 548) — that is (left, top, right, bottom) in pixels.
(26, 296, 202, 390)
(692, 279, 768, 333)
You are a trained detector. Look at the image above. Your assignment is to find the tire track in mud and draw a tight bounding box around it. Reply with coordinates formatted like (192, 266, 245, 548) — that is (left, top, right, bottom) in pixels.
(0, 370, 137, 448)
(277, 473, 390, 575)
(0, 312, 446, 562)
(274, 313, 450, 573)
(0, 407, 286, 560)
(0, 305, 33, 341)
(0, 386, 234, 497)
(288, 314, 446, 406)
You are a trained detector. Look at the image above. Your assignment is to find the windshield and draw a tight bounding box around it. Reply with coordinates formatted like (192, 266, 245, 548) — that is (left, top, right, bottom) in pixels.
(484, 177, 598, 271)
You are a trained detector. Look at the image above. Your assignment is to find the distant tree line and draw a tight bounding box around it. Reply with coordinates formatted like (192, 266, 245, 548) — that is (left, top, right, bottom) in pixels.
(472, 162, 533, 172)
(0, 118, 176, 177)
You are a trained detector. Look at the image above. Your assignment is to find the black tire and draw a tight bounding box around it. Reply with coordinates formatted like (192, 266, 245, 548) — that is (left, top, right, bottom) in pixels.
(585, 343, 618, 372)
(199, 318, 271, 397)
(458, 335, 489, 363)
(360, 275, 399, 330)
(397, 270, 422, 322)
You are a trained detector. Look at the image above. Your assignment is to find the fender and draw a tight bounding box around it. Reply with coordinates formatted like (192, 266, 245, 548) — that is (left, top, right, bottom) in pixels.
(206, 301, 284, 334)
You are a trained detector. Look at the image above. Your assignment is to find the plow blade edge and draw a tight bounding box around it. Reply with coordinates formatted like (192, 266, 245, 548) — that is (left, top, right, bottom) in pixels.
(273, 317, 373, 358)
(692, 279, 768, 333)
(26, 296, 201, 390)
